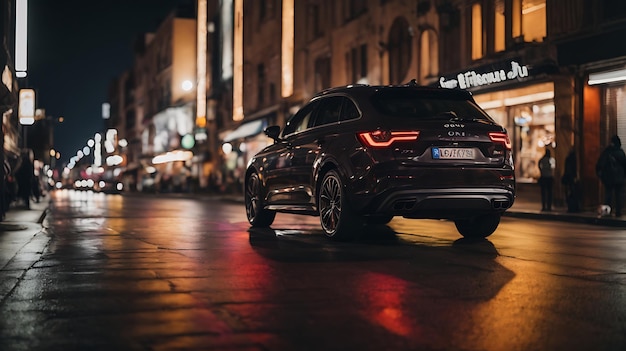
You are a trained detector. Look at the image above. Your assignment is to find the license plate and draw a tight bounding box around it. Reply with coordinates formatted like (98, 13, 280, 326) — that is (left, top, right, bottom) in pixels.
(432, 147, 475, 159)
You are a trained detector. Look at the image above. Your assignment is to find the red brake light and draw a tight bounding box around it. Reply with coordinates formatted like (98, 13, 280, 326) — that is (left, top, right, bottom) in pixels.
(489, 132, 512, 150)
(357, 130, 420, 148)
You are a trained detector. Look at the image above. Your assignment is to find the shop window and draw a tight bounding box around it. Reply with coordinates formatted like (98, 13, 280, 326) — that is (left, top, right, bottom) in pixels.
(471, 3, 484, 60)
(512, 101, 555, 182)
(388, 16, 412, 84)
(605, 86, 626, 145)
(474, 82, 555, 183)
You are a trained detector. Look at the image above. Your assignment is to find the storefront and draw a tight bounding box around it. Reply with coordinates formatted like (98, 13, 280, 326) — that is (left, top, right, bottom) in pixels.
(139, 104, 199, 192)
(439, 59, 557, 184)
(218, 113, 276, 192)
(587, 67, 626, 144)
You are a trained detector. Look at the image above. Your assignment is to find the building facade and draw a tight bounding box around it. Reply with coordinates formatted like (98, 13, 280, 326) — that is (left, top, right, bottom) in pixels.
(107, 0, 626, 211)
(1, 0, 24, 216)
(107, 7, 200, 193)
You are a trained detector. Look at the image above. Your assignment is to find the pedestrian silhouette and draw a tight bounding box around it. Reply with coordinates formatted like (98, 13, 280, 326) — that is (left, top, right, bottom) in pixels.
(15, 149, 34, 210)
(561, 149, 580, 212)
(538, 148, 555, 211)
(595, 135, 626, 216)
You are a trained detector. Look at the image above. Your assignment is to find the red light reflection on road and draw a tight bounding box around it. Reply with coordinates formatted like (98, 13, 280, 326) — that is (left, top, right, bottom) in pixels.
(355, 272, 418, 337)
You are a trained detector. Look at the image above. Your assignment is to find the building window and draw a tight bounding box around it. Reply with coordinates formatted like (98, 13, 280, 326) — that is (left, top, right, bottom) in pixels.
(344, 0, 367, 21)
(125, 110, 136, 132)
(471, 2, 483, 60)
(314, 55, 331, 91)
(269, 83, 276, 104)
(259, 0, 276, 22)
(307, 1, 324, 40)
(513, 0, 546, 42)
(494, 0, 505, 51)
(388, 17, 412, 84)
(346, 44, 368, 84)
(419, 29, 439, 82)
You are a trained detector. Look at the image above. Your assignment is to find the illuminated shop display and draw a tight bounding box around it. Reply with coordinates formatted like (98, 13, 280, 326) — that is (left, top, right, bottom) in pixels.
(440, 59, 555, 183)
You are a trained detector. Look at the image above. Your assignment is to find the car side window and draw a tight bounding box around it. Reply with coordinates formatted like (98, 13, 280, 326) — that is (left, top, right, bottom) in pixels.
(340, 98, 360, 121)
(283, 102, 317, 136)
(312, 96, 343, 127)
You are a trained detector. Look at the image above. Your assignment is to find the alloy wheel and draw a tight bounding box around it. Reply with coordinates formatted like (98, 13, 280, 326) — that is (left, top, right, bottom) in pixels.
(319, 172, 342, 236)
(245, 172, 275, 227)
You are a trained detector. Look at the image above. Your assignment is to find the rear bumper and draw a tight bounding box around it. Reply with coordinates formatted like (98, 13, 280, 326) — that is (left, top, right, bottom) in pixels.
(361, 187, 514, 220)
(352, 187, 515, 219)
(347, 164, 515, 219)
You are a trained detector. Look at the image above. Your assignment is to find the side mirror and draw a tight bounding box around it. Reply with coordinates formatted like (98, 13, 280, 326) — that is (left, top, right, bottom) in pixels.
(264, 125, 281, 141)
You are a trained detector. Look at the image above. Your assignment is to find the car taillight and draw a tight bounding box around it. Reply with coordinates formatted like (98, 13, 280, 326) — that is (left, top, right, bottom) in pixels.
(357, 130, 420, 148)
(489, 132, 512, 150)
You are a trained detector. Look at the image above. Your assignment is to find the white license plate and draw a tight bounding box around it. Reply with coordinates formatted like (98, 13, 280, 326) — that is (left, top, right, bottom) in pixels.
(432, 147, 475, 159)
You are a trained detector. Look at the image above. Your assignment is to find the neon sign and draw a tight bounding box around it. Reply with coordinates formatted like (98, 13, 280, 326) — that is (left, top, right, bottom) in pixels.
(439, 61, 530, 90)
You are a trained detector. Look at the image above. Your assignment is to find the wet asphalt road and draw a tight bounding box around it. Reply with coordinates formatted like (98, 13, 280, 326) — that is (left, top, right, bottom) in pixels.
(1, 190, 625, 351)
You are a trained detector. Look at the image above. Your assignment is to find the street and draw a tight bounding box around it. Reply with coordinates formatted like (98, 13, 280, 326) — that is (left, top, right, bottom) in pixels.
(1, 190, 625, 351)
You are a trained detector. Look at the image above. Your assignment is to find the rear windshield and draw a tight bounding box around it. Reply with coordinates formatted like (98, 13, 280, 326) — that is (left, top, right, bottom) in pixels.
(371, 91, 494, 122)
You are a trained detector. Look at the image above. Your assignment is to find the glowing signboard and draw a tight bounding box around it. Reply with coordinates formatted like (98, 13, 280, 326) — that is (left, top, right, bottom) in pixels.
(439, 61, 530, 90)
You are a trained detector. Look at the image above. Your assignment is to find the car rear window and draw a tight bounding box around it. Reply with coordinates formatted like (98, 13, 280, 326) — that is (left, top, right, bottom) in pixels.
(370, 91, 494, 122)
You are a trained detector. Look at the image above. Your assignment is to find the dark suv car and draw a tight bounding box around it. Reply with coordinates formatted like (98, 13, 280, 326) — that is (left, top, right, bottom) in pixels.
(244, 82, 515, 240)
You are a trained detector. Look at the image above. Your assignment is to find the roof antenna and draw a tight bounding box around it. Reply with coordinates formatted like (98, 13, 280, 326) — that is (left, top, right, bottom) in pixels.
(407, 79, 418, 86)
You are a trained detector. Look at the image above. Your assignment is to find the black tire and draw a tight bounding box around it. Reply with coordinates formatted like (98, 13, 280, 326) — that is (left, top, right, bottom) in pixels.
(245, 172, 276, 227)
(454, 214, 501, 238)
(318, 170, 361, 240)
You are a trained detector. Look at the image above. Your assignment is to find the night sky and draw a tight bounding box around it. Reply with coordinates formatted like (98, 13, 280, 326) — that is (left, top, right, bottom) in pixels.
(27, 0, 181, 164)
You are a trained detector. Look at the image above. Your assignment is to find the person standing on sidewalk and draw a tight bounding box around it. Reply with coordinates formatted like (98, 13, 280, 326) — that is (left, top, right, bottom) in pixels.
(561, 149, 580, 212)
(538, 148, 556, 211)
(15, 149, 34, 210)
(595, 135, 626, 217)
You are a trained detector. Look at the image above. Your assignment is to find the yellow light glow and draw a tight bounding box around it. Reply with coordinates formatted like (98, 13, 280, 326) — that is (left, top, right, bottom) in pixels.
(233, 0, 244, 121)
(471, 3, 483, 60)
(197, 0, 208, 123)
(281, 0, 294, 97)
(195, 116, 207, 128)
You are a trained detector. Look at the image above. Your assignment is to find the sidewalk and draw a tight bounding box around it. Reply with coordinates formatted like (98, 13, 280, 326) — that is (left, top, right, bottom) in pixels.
(504, 196, 626, 227)
(0, 199, 50, 273)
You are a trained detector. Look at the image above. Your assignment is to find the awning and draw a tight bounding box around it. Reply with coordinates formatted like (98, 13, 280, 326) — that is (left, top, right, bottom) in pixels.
(223, 119, 267, 142)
